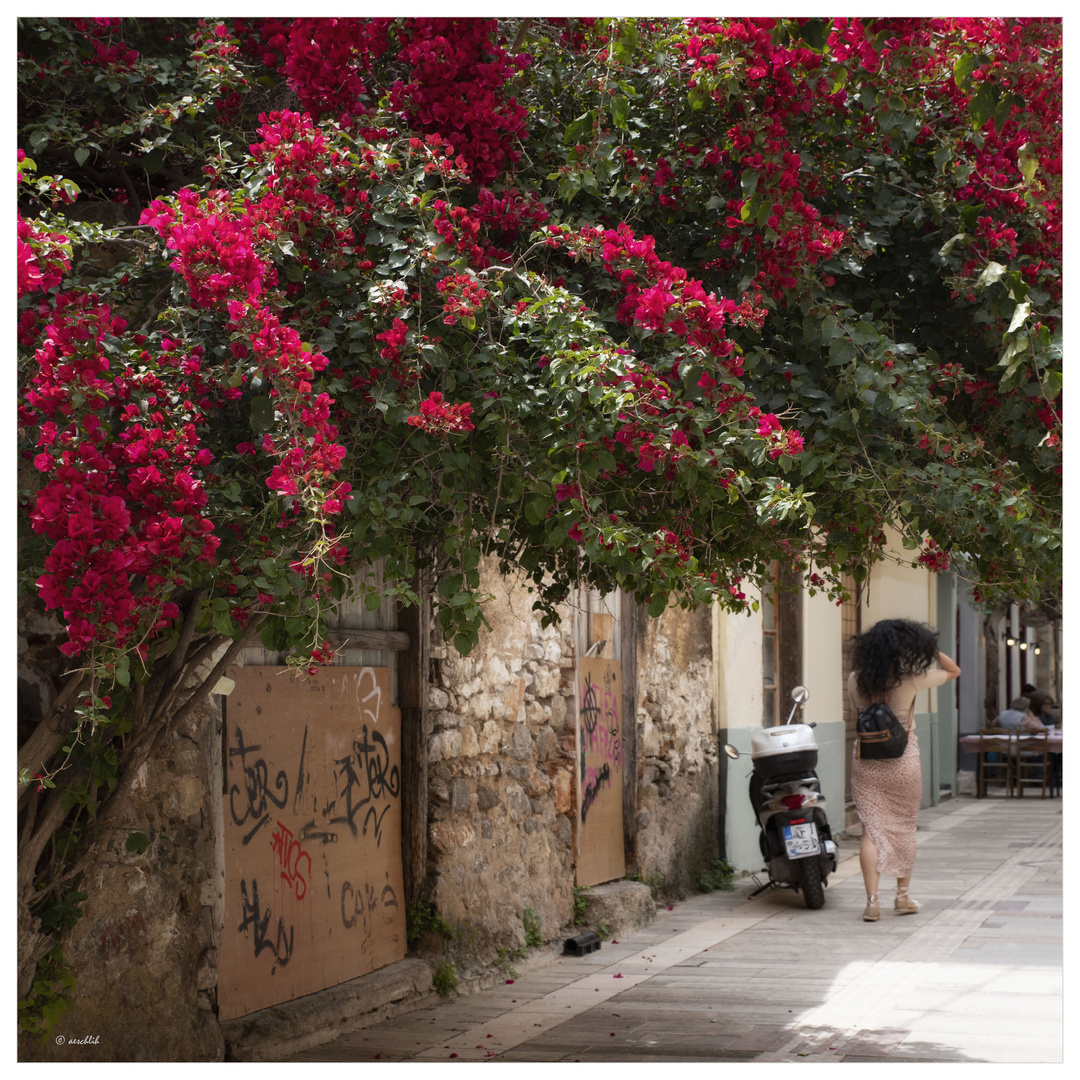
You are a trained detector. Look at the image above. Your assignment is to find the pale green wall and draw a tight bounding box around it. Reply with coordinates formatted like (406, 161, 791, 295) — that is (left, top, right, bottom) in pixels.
(716, 587, 847, 873)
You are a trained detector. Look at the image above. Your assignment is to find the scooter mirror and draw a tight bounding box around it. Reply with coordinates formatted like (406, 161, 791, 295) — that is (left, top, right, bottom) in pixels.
(723, 744, 741, 759)
(790, 685, 809, 704)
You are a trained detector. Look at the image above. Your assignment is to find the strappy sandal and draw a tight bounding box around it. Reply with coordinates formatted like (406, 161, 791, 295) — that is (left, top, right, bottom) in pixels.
(894, 891, 920, 915)
(862, 894, 880, 921)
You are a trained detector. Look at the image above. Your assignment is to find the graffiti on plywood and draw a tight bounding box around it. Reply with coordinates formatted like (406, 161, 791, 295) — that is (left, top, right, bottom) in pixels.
(218, 667, 404, 1020)
(576, 657, 624, 887)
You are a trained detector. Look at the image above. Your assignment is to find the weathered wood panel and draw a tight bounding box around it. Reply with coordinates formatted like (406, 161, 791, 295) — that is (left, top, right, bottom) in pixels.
(218, 666, 405, 1020)
(576, 657, 625, 886)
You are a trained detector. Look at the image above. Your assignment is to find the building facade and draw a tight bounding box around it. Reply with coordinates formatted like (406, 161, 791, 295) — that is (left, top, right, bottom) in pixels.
(22, 539, 1044, 1061)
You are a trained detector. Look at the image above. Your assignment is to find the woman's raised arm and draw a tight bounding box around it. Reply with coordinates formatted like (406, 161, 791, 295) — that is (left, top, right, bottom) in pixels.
(937, 651, 961, 680)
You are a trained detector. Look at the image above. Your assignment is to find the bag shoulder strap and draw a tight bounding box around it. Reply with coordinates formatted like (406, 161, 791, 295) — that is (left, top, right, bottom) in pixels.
(873, 687, 917, 733)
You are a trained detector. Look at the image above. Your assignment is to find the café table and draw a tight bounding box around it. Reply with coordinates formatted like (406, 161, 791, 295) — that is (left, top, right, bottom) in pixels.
(959, 728, 1062, 796)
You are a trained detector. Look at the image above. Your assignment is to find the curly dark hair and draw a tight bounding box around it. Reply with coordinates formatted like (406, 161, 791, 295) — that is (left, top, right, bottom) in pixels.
(851, 619, 939, 700)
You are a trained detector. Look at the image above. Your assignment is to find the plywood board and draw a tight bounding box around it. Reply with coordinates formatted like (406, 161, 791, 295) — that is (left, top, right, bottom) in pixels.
(576, 657, 625, 887)
(218, 666, 405, 1020)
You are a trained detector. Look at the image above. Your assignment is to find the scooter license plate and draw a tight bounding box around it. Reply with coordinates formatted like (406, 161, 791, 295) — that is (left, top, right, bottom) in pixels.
(781, 821, 820, 859)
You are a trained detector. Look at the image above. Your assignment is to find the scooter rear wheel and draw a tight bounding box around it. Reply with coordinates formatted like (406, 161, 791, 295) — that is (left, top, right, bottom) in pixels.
(799, 858, 826, 909)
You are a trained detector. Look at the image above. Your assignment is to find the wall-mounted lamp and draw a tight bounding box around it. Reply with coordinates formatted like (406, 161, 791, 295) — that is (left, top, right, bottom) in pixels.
(1005, 635, 1016, 647)
(1019, 641, 1028, 651)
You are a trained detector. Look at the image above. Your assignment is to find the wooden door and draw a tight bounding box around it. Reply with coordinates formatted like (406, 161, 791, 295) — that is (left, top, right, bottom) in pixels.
(575, 590, 626, 887)
(217, 665, 406, 1020)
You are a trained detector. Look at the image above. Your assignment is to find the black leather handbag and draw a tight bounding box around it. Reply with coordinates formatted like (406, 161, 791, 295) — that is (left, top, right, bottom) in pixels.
(856, 700, 909, 760)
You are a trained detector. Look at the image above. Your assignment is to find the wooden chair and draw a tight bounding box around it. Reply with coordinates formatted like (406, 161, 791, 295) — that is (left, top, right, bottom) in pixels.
(1014, 728, 1051, 798)
(976, 728, 1015, 798)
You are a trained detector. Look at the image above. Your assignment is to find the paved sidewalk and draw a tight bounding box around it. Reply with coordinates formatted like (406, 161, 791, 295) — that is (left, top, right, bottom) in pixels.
(284, 794, 1062, 1063)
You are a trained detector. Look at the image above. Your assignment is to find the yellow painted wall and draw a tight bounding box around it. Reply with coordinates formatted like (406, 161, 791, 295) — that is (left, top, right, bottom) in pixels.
(861, 528, 948, 730)
(863, 527, 935, 629)
(711, 600, 763, 735)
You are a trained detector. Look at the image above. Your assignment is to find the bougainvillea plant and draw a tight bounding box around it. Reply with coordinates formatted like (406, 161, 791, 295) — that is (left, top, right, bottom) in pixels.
(16, 15, 1061, 1014)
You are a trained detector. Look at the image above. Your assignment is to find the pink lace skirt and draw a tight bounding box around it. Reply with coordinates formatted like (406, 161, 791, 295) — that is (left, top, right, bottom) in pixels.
(851, 732, 922, 878)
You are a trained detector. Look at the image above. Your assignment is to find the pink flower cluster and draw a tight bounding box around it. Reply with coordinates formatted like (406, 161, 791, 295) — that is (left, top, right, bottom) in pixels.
(68, 17, 140, 72)
(436, 272, 489, 326)
(431, 199, 487, 268)
(139, 112, 351, 535)
(684, 20, 851, 296)
(390, 18, 530, 184)
(917, 537, 951, 573)
(17, 213, 70, 296)
(21, 292, 219, 657)
(405, 391, 475, 435)
(559, 222, 756, 377)
(240, 18, 391, 120)
(750, 407, 805, 459)
(141, 189, 267, 308)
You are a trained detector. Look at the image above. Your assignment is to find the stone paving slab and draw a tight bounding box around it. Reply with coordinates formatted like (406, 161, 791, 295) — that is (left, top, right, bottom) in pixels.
(281, 795, 1063, 1064)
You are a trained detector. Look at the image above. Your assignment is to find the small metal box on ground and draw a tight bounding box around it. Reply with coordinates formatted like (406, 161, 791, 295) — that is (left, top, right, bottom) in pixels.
(564, 931, 601, 956)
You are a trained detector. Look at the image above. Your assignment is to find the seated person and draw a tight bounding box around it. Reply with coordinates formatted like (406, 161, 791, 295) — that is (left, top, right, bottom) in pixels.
(1026, 690, 1059, 728)
(992, 697, 1044, 731)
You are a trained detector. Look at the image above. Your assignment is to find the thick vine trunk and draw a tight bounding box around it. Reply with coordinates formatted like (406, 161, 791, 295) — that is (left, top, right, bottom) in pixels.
(16, 611, 266, 1002)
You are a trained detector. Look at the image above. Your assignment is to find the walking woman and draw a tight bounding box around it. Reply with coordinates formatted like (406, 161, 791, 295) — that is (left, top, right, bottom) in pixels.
(849, 620, 961, 921)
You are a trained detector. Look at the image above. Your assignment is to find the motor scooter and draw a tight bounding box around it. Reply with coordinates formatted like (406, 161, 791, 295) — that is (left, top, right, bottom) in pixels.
(724, 686, 838, 909)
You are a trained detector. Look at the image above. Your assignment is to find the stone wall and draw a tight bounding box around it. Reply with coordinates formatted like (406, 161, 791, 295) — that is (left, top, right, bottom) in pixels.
(632, 603, 720, 897)
(424, 561, 578, 966)
(422, 563, 722, 959)
(19, 683, 224, 1062)
(19, 563, 724, 1059)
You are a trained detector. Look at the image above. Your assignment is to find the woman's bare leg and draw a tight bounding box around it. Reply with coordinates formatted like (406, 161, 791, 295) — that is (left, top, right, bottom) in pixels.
(860, 830, 880, 897)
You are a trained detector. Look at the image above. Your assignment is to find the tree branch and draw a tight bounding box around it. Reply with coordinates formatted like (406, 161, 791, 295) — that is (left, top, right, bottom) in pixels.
(17, 668, 91, 810)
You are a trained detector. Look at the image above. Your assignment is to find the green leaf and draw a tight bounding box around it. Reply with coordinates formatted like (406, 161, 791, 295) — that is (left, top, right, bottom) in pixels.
(797, 19, 832, 52)
(249, 396, 274, 433)
(1018, 144, 1039, 184)
(261, 620, 288, 651)
(1007, 301, 1032, 335)
(610, 95, 629, 129)
(125, 832, 151, 854)
(969, 84, 999, 129)
(953, 52, 977, 91)
(939, 233, 967, 257)
(73, 146, 90, 167)
(850, 322, 880, 346)
(564, 112, 593, 146)
(41, 998, 68, 1029)
(994, 94, 1017, 133)
(647, 593, 668, 618)
(974, 261, 1006, 290)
